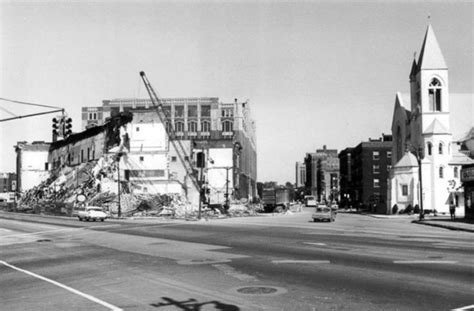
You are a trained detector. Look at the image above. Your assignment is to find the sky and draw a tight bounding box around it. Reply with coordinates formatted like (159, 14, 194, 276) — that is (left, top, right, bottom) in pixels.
(1, 0, 473, 184)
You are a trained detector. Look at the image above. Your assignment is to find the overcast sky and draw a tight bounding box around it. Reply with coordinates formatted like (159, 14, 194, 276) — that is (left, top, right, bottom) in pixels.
(1, 0, 473, 184)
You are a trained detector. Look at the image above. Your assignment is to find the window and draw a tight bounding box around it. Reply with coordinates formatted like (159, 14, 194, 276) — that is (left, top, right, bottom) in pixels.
(162, 106, 171, 118)
(139, 156, 144, 162)
(201, 120, 211, 132)
(428, 78, 442, 112)
(438, 143, 443, 155)
(87, 148, 90, 161)
(439, 166, 444, 178)
(44, 163, 49, 171)
(171, 156, 177, 162)
(201, 105, 211, 117)
(188, 105, 197, 118)
(136, 127, 140, 132)
(454, 167, 458, 178)
(373, 179, 380, 188)
(81, 150, 84, 163)
(221, 108, 234, 117)
(184, 156, 189, 161)
(175, 121, 185, 132)
(175, 105, 184, 118)
(222, 120, 233, 132)
(188, 121, 198, 133)
(387, 165, 392, 172)
(373, 151, 380, 160)
(387, 151, 392, 159)
(373, 165, 380, 174)
(427, 142, 432, 156)
(401, 185, 408, 196)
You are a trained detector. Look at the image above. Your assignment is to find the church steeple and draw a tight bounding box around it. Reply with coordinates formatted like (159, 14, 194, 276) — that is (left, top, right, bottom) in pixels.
(417, 24, 447, 70)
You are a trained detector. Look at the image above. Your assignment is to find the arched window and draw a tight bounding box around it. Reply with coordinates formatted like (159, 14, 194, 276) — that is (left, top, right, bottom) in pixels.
(175, 121, 184, 132)
(222, 120, 233, 132)
(188, 121, 197, 133)
(201, 120, 211, 132)
(439, 166, 444, 179)
(438, 142, 443, 155)
(427, 142, 432, 156)
(454, 167, 458, 178)
(428, 78, 442, 112)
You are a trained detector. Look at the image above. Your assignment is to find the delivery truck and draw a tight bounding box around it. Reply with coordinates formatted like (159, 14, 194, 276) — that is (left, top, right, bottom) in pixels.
(262, 187, 290, 212)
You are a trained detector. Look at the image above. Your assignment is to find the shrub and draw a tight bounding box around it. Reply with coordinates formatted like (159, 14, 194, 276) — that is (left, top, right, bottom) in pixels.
(414, 204, 420, 214)
(392, 204, 398, 214)
(405, 204, 414, 215)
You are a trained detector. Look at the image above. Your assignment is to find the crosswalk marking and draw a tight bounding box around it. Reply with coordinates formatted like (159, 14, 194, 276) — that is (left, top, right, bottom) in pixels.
(0, 260, 122, 311)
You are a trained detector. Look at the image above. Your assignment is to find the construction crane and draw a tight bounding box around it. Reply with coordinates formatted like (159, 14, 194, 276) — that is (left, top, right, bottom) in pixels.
(139, 71, 200, 195)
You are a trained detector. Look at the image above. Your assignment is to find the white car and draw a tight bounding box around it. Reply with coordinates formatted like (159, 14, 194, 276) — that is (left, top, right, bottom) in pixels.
(305, 195, 317, 207)
(78, 206, 107, 222)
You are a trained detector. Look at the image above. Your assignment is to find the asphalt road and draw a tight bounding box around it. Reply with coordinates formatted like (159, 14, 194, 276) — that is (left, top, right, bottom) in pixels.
(0, 209, 473, 311)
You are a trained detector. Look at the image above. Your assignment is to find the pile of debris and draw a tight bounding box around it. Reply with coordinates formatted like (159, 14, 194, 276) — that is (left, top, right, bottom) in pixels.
(17, 156, 193, 218)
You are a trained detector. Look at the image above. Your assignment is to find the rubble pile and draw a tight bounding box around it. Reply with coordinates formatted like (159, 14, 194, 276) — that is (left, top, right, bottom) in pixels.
(17, 156, 194, 217)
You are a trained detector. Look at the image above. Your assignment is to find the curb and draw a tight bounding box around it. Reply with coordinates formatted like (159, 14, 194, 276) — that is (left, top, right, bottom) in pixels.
(412, 220, 474, 233)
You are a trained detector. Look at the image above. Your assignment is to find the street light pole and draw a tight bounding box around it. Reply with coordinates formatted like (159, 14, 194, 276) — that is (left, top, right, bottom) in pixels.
(417, 147, 424, 221)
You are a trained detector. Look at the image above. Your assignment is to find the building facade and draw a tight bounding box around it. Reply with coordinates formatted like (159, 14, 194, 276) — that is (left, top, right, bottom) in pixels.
(340, 135, 392, 213)
(14, 141, 50, 192)
(81, 97, 257, 202)
(304, 146, 339, 202)
(390, 24, 474, 215)
(295, 162, 306, 188)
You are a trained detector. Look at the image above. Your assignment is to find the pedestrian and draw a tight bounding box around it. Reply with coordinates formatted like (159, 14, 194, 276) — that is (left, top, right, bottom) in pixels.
(449, 203, 456, 221)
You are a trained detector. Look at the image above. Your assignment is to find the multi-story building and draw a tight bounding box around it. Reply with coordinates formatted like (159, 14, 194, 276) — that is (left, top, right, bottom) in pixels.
(304, 145, 339, 202)
(340, 135, 392, 213)
(295, 162, 306, 188)
(338, 147, 354, 209)
(81, 97, 257, 202)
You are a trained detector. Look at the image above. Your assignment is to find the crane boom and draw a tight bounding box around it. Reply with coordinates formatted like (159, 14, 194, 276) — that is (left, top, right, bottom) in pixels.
(139, 71, 200, 193)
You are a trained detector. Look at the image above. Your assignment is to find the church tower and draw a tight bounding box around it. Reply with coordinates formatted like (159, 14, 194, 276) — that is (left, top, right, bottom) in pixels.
(411, 24, 453, 212)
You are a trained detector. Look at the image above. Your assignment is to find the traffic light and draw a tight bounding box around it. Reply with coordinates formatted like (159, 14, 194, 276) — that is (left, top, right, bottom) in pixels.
(52, 117, 59, 138)
(64, 117, 72, 137)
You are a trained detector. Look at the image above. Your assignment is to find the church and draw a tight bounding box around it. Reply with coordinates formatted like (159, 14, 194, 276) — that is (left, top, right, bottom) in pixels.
(389, 24, 474, 216)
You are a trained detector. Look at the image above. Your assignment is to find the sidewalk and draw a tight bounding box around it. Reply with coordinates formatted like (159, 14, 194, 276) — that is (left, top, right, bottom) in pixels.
(412, 216, 474, 233)
(339, 210, 474, 233)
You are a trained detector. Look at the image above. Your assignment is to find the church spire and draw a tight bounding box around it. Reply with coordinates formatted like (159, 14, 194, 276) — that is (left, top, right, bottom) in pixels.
(417, 24, 447, 70)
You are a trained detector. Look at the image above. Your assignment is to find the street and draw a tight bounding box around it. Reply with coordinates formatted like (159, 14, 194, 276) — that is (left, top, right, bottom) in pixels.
(1, 209, 473, 311)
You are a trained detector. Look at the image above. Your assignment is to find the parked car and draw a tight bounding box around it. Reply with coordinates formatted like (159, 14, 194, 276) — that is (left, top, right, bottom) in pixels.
(77, 206, 107, 222)
(312, 205, 336, 222)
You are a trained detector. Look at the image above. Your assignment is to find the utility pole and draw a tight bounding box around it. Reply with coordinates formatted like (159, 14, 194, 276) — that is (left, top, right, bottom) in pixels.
(198, 147, 204, 220)
(117, 153, 122, 218)
(225, 168, 230, 210)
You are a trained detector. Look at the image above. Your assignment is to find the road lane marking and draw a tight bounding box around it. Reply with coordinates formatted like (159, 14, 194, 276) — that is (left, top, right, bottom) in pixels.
(272, 260, 330, 264)
(303, 242, 326, 246)
(0, 260, 122, 311)
(393, 260, 458, 264)
(452, 304, 474, 311)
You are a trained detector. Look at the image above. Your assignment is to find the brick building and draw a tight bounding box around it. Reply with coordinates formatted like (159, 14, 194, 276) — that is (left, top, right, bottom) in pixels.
(339, 135, 392, 213)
